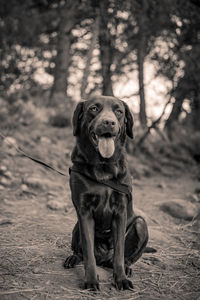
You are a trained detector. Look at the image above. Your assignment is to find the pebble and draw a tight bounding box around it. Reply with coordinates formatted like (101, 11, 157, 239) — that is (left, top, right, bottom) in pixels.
(0, 165, 7, 172)
(4, 171, 12, 179)
(187, 192, 200, 203)
(3, 199, 14, 206)
(47, 200, 68, 211)
(21, 184, 29, 192)
(0, 177, 10, 186)
(24, 177, 50, 190)
(160, 199, 200, 221)
(157, 182, 166, 189)
(0, 217, 12, 226)
(32, 267, 40, 274)
(65, 149, 71, 158)
(40, 136, 52, 144)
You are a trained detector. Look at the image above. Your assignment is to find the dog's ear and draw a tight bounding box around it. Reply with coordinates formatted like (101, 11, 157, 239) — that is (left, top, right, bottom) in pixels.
(123, 102, 134, 139)
(72, 101, 84, 136)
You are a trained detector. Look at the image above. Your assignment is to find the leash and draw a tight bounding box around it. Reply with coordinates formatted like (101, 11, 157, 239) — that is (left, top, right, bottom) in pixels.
(0, 131, 67, 177)
(0, 131, 131, 196)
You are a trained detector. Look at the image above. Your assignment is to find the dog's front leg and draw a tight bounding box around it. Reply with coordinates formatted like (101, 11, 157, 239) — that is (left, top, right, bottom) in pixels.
(112, 196, 133, 290)
(78, 214, 99, 290)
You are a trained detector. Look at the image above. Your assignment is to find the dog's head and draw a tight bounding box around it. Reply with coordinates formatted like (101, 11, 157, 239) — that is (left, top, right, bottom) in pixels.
(72, 95, 133, 159)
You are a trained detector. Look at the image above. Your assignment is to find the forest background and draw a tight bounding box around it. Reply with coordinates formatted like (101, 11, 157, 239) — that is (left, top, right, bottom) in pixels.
(0, 0, 200, 136)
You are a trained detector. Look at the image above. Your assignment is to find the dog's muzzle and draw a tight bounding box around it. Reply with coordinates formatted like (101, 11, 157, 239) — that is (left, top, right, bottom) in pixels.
(90, 118, 120, 158)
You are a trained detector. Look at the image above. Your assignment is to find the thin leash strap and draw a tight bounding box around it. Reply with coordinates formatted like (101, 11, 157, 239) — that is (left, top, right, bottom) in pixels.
(0, 131, 67, 177)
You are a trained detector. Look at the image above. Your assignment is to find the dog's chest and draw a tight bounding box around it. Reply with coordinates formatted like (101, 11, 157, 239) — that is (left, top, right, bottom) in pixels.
(92, 189, 114, 232)
(81, 187, 127, 232)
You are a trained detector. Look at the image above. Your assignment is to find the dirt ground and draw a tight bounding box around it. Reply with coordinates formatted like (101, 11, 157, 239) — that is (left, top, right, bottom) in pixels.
(0, 123, 200, 300)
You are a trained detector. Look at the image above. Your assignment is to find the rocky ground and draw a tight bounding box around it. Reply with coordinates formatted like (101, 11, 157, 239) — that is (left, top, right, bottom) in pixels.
(0, 104, 200, 300)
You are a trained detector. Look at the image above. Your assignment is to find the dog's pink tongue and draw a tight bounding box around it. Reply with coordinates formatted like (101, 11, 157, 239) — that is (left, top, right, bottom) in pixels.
(98, 137, 115, 158)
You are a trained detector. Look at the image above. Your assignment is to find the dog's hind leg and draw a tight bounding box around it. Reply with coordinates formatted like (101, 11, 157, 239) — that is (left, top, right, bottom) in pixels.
(64, 222, 83, 268)
(124, 216, 148, 269)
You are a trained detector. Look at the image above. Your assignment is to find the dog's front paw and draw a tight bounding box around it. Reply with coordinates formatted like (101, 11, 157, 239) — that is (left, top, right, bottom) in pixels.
(84, 280, 100, 291)
(64, 254, 81, 268)
(114, 277, 133, 290)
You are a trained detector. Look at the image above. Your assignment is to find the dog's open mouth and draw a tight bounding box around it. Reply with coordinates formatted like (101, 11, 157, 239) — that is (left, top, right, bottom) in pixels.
(91, 132, 116, 158)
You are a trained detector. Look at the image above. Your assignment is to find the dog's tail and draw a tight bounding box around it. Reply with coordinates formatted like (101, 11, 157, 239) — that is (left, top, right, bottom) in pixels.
(144, 247, 157, 253)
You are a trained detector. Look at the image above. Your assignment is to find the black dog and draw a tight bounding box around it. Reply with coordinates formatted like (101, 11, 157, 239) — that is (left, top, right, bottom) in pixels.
(64, 95, 148, 290)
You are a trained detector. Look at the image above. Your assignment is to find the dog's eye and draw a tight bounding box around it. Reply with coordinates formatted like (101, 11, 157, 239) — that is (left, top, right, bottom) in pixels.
(115, 109, 123, 116)
(90, 106, 98, 112)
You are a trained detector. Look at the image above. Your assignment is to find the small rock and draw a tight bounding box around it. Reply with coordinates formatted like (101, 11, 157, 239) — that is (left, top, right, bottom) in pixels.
(0, 177, 11, 186)
(0, 165, 7, 173)
(65, 149, 71, 158)
(160, 199, 200, 221)
(40, 136, 51, 144)
(0, 217, 12, 226)
(47, 200, 68, 211)
(32, 267, 40, 274)
(4, 171, 12, 179)
(187, 193, 200, 203)
(47, 192, 56, 198)
(3, 199, 14, 206)
(157, 182, 166, 189)
(24, 177, 51, 190)
(24, 177, 42, 189)
(21, 184, 29, 192)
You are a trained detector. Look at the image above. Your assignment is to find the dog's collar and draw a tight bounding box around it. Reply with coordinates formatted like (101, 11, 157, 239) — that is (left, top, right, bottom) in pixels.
(69, 165, 132, 197)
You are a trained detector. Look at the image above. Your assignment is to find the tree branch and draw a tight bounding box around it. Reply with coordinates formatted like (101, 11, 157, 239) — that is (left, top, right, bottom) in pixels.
(134, 95, 172, 150)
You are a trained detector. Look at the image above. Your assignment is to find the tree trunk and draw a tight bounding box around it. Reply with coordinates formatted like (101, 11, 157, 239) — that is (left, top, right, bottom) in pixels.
(191, 93, 200, 130)
(50, 33, 72, 105)
(50, 1, 78, 106)
(165, 96, 184, 137)
(80, 12, 99, 99)
(99, 1, 114, 96)
(137, 41, 147, 127)
(136, 0, 148, 128)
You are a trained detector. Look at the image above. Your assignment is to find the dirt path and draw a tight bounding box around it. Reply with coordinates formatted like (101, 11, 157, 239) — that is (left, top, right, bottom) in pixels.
(0, 125, 200, 300)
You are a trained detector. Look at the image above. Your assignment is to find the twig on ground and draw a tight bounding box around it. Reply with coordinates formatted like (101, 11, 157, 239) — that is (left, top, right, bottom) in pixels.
(0, 288, 44, 295)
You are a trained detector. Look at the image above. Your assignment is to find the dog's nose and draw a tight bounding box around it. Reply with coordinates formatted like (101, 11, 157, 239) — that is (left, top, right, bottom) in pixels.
(102, 119, 116, 127)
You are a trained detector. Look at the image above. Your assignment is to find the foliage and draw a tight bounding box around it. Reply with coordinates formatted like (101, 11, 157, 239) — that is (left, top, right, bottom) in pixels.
(0, 0, 199, 132)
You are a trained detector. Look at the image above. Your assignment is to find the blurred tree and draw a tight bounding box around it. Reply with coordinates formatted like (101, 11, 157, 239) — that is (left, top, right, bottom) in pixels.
(0, 0, 199, 137)
(49, 0, 79, 105)
(78, 0, 125, 97)
(129, 0, 171, 128)
(134, 0, 149, 127)
(98, 0, 114, 96)
(163, 0, 200, 133)
(80, 9, 99, 99)
(0, 0, 59, 97)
